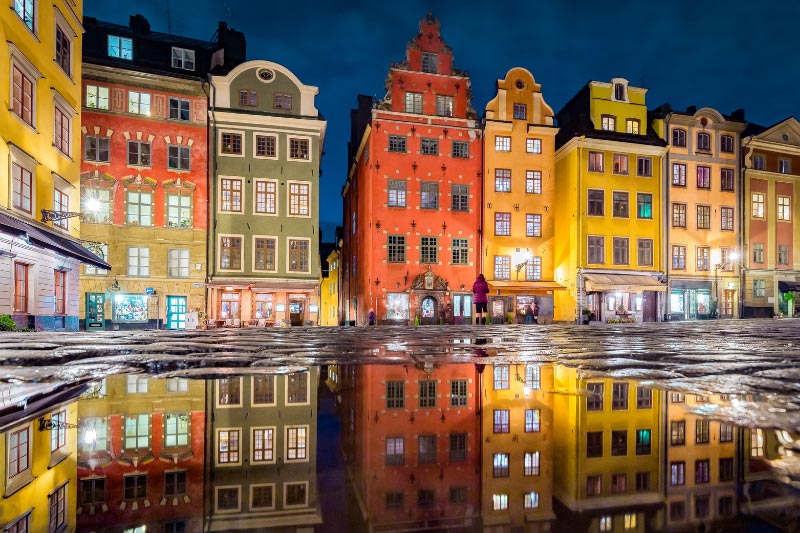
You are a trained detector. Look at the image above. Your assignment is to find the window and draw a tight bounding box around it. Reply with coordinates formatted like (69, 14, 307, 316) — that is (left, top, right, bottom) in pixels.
(696, 419, 710, 443)
(420, 181, 439, 209)
(493, 255, 510, 279)
(752, 242, 764, 264)
(495, 136, 511, 151)
(14, 0, 34, 30)
(53, 106, 70, 155)
(586, 475, 602, 497)
(753, 154, 765, 170)
(452, 238, 469, 265)
(419, 435, 437, 464)
(126, 375, 148, 394)
(253, 136, 277, 160)
(719, 423, 734, 443)
(612, 192, 629, 217)
(717, 170, 735, 195)
(697, 132, 711, 151)
(449, 486, 467, 503)
(673, 163, 687, 186)
(494, 168, 511, 192)
(286, 426, 307, 460)
(405, 92, 422, 113)
(670, 461, 685, 485)
(525, 138, 543, 154)
(167, 145, 190, 171)
(611, 473, 627, 494)
(779, 159, 791, 174)
(492, 493, 508, 510)
(587, 431, 603, 458)
(124, 414, 149, 449)
(587, 383, 604, 410)
(420, 236, 438, 264)
(493, 365, 509, 390)
(166, 98, 191, 123)
(388, 180, 406, 207)
(697, 166, 711, 189)
(636, 429, 651, 455)
(669, 501, 685, 521)
(164, 470, 186, 498)
(611, 430, 627, 456)
(221, 132, 242, 155)
(524, 170, 542, 195)
(52, 187, 69, 230)
(123, 474, 147, 502)
(600, 516, 612, 532)
(8, 426, 30, 478)
(127, 247, 150, 276)
(525, 365, 540, 389)
(778, 196, 791, 221)
(254, 180, 277, 215)
(251, 376, 275, 405)
(217, 378, 240, 405)
(601, 115, 616, 131)
(171, 46, 195, 70)
(613, 154, 629, 175)
(696, 205, 711, 229)
(696, 246, 710, 271)
(451, 184, 469, 211)
(167, 248, 190, 278)
(287, 372, 308, 403)
(588, 189, 604, 215)
(587, 236, 604, 264)
(86, 85, 109, 110)
(493, 453, 509, 477)
(167, 377, 188, 393)
(420, 137, 438, 155)
(753, 279, 766, 297)
(220, 178, 242, 212)
(524, 491, 539, 509)
(54, 24, 72, 75)
(80, 477, 106, 506)
(719, 134, 734, 153)
(451, 140, 469, 158)
(386, 437, 404, 465)
(493, 409, 509, 433)
(672, 245, 686, 270)
(638, 239, 653, 267)
(495, 212, 511, 236)
(695, 459, 710, 483)
(719, 457, 734, 481)
(636, 193, 652, 219)
(240, 91, 256, 107)
(125, 190, 153, 227)
(127, 140, 151, 166)
(216, 486, 240, 511)
(217, 429, 240, 464)
(419, 380, 436, 408)
(421, 51, 438, 73)
(388, 135, 406, 153)
(288, 182, 310, 216)
(108, 35, 133, 59)
(612, 383, 628, 409)
(388, 235, 405, 263)
(623, 118, 639, 134)
(633, 157, 652, 178)
(436, 95, 454, 116)
(450, 380, 467, 407)
(588, 151, 604, 172)
(450, 433, 467, 462)
(164, 414, 189, 447)
(85, 135, 110, 162)
(751, 428, 765, 456)
(613, 237, 629, 265)
(386, 492, 404, 509)
(523, 409, 540, 433)
(274, 93, 292, 110)
(778, 244, 790, 265)
(509, 102, 527, 120)
(671, 392, 685, 403)
(522, 214, 541, 238)
(289, 138, 309, 160)
(220, 236, 242, 270)
(672, 128, 687, 147)
(672, 203, 687, 228)
(721, 206, 734, 231)
(525, 257, 542, 280)
(128, 91, 150, 115)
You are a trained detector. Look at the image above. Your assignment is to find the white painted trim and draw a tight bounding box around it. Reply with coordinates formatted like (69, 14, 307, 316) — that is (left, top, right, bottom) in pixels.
(252, 179, 279, 217)
(283, 424, 310, 464)
(217, 129, 246, 158)
(217, 233, 245, 273)
(217, 176, 245, 215)
(282, 480, 309, 509)
(214, 484, 241, 512)
(251, 234, 278, 273)
(250, 426, 277, 465)
(286, 180, 311, 218)
(251, 132, 279, 160)
(249, 483, 276, 510)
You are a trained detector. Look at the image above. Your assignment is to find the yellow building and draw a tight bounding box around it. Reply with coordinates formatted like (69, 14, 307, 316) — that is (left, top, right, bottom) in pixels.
(319, 247, 339, 326)
(554, 79, 668, 323)
(0, 0, 108, 330)
(483, 68, 562, 323)
(0, 382, 84, 532)
(664, 392, 738, 529)
(651, 106, 745, 320)
(481, 363, 556, 531)
(552, 367, 664, 531)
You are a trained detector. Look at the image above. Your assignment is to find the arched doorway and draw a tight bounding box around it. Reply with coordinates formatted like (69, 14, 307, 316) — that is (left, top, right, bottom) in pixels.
(420, 296, 437, 325)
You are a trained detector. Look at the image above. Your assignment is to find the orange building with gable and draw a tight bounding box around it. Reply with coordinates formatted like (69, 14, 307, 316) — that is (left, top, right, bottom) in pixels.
(341, 13, 482, 325)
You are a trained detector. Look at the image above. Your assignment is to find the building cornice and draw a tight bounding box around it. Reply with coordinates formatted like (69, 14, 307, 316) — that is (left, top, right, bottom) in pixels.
(83, 63, 207, 96)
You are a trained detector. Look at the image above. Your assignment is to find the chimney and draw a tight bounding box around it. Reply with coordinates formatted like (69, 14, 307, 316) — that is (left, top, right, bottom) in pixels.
(686, 105, 697, 114)
(129, 14, 150, 33)
(215, 21, 246, 69)
(731, 109, 745, 121)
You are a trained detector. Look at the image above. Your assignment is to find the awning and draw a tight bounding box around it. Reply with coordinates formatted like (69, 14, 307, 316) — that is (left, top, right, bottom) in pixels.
(0, 210, 110, 269)
(778, 281, 800, 292)
(488, 280, 565, 293)
(584, 273, 666, 292)
(208, 280, 318, 290)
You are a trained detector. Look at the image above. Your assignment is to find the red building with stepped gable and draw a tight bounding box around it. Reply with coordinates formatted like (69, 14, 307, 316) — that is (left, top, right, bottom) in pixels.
(342, 13, 483, 325)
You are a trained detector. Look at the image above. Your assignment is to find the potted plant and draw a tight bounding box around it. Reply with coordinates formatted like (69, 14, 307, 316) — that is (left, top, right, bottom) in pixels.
(581, 308, 592, 325)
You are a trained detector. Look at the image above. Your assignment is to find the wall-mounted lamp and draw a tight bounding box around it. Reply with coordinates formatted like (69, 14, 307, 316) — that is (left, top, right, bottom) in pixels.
(110, 277, 121, 291)
(375, 220, 381, 229)
(441, 222, 447, 232)
(441, 164, 447, 173)
(410, 220, 416, 229)
(412, 161, 418, 172)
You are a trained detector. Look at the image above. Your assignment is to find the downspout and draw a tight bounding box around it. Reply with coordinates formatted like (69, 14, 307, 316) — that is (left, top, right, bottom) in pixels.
(663, 113, 672, 321)
(576, 139, 584, 324)
(479, 122, 485, 277)
(740, 135, 752, 318)
(205, 76, 215, 322)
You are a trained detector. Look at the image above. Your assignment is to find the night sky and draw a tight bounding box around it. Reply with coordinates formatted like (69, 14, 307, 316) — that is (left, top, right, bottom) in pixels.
(85, 0, 800, 242)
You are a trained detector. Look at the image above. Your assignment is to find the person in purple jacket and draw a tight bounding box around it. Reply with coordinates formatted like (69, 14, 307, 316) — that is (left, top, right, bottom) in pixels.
(472, 273, 490, 325)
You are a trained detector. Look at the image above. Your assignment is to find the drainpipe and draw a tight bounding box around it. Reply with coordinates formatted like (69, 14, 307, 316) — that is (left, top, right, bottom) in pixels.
(663, 113, 672, 322)
(204, 76, 214, 323)
(576, 138, 584, 323)
(739, 135, 752, 319)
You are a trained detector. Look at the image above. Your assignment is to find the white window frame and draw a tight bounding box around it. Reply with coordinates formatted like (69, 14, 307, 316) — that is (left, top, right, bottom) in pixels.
(285, 425, 309, 463)
(168, 248, 190, 278)
(252, 235, 278, 273)
(285, 371, 311, 405)
(171, 46, 195, 70)
(250, 483, 276, 510)
(218, 176, 244, 214)
(251, 426, 276, 464)
(253, 132, 279, 160)
(495, 136, 511, 152)
(168, 96, 190, 121)
(526, 138, 542, 154)
(253, 179, 279, 216)
(126, 189, 153, 226)
(127, 246, 150, 277)
(218, 129, 245, 157)
(288, 136, 312, 161)
(9, 144, 36, 216)
(283, 481, 310, 509)
(215, 377, 243, 408)
(108, 35, 133, 60)
(215, 429, 242, 467)
(13, 0, 36, 33)
(217, 234, 245, 273)
(287, 237, 311, 274)
(5, 423, 32, 490)
(214, 485, 241, 513)
(53, 8, 75, 79)
(287, 180, 311, 218)
(167, 144, 190, 171)
(9, 44, 42, 130)
(127, 90, 151, 115)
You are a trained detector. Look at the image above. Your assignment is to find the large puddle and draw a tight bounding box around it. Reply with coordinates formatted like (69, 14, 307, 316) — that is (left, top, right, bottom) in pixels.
(0, 323, 798, 531)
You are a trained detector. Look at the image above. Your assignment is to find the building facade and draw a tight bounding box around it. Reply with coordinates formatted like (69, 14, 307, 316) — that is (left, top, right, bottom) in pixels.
(0, 0, 108, 330)
(319, 245, 339, 326)
(208, 61, 326, 327)
(741, 118, 800, 317)
(483, 67, 562, 324)
(342, 13, 482, 326)
(651, 106, 745, 320)
(554, 79, 668, 323)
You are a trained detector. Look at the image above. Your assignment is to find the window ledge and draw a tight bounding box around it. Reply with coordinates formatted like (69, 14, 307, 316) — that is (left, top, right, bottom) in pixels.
(10, 112, 38, 134)
(3, 470, 35, 498)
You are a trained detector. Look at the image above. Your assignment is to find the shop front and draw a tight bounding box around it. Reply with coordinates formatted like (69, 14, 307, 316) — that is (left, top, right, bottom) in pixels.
(583, 273, 664, 323)
(778, 280, 800, 317)
(110, 293, 159, 330)
(207, 281, 319, 327)
(487, 281, 563, 324)
(669, 280, 713, 320)
(379, 270, 470, 325)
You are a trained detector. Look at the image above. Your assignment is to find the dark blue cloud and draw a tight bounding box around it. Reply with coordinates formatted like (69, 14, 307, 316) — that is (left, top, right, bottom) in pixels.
(86, 0, 800, 239)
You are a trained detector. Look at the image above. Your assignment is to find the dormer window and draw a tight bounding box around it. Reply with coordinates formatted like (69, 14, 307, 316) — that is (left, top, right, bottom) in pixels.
(274, 94, 292, 110)
(697, 132, 711, 151)
(421, 52, 438, 74)
(614, 83, 626, 101)
(601, 115, 616, 131)
(171, 47, 195, 70)
(239, 90, 257, 107)
(108, 35, 133, 60)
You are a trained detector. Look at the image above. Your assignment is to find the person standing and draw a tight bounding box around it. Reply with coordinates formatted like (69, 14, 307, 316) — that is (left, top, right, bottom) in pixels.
(472, 274, 489, 325)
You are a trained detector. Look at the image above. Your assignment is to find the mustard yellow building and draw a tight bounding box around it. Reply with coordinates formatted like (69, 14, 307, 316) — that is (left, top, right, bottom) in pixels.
(651, 106, 745, 320)
(483, 68, 562, 323)
(0, 0, 108, 330)
(552, 367, 664, 531)
(554, 79, 668, 323)
(481, 363, 556, 531)
(0, 383, 84, 532)
(319, 247, 339, 326)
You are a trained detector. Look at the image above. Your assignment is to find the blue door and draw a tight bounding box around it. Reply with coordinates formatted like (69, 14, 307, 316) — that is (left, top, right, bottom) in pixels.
(166, 296, 187, 329)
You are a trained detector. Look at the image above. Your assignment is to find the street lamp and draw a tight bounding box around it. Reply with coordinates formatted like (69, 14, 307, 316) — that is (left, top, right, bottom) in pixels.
(513, 250, 533, 281)
(713, 252, 739, 318)
(41, 197, 101, 223)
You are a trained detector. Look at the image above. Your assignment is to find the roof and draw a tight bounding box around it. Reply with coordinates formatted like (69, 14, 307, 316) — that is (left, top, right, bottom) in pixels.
(556, 112, 667, 149)
(0, 210, 111, 269)
(84, 16, 217, 51)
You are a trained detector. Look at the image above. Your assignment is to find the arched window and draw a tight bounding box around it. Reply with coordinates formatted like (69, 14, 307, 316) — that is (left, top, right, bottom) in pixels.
(672, 128, 687, 147)
(697, 132, 711, 151)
